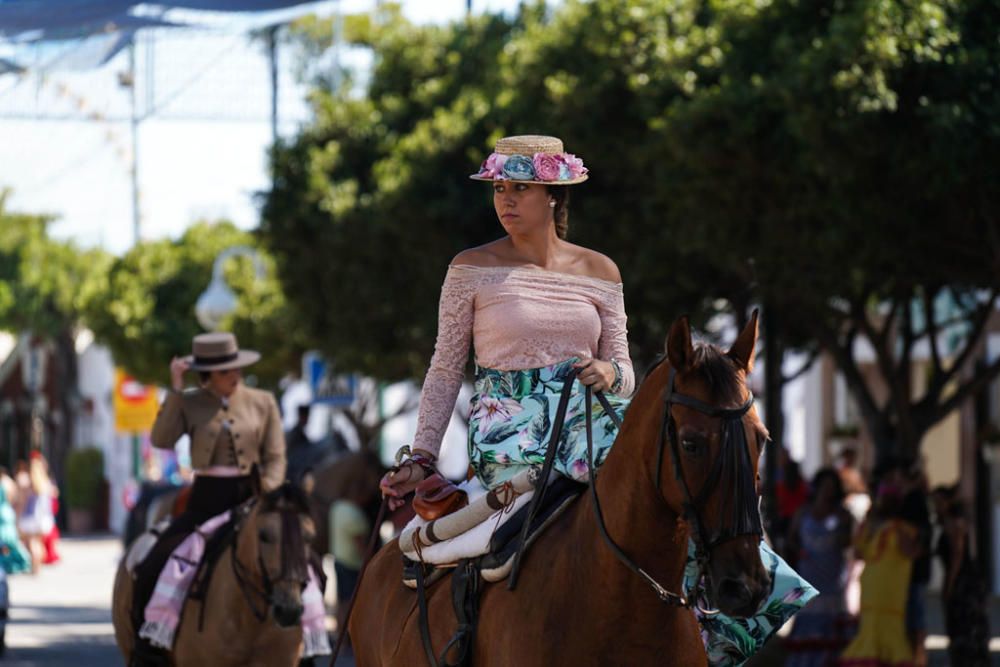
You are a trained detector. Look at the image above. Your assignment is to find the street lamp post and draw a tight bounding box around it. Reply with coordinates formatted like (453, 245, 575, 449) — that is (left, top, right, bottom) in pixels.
(195, 246, 267, 331)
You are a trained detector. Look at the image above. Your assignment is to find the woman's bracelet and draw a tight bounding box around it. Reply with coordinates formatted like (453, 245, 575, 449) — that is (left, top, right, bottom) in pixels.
(610, 358, 624, 394)
(394, 445, 437, 475)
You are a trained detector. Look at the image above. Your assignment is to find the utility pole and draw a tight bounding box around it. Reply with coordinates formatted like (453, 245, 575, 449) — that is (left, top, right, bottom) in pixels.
(267, 25, 279, 146)
(127, 39, 141, 246)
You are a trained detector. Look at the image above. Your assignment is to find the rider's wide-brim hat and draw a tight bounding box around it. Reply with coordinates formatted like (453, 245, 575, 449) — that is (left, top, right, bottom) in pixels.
(469, 135, 589, 185)
(184, 332, 260, 371)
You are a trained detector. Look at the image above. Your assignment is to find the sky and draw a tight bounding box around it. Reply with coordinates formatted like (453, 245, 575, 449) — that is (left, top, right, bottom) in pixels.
(0, 0, 522, 255)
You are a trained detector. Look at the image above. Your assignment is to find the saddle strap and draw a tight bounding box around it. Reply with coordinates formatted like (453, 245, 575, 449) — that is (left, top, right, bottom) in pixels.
(414, 556, 484, 667)
(439, 559, 481, 667)
(415, 563, 442, 667)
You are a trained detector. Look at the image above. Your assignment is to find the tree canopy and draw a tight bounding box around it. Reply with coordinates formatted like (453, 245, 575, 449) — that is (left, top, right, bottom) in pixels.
(85, 221, 303, 388)
(262, 0, 1000, 460)
(656, 0, 1000, 459)
(0, 190, 110, 338)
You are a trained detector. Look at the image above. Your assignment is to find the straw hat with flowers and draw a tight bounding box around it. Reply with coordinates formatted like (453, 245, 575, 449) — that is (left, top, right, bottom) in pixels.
(470, 135, 589, 185)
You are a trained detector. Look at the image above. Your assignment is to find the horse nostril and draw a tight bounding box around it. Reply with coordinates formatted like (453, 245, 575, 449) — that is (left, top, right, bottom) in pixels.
(274, 604, 304, 627)
(718, 578, 752, 607)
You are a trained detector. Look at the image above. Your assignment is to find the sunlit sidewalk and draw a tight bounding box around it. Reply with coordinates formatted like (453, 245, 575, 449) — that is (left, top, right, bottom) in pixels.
(3, 534, 122, 666)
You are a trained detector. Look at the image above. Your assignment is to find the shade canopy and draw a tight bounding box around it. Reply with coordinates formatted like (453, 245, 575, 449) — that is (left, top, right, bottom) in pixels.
(0, 1, 318, 42)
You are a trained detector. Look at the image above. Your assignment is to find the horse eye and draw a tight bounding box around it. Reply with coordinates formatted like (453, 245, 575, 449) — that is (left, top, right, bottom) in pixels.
(258, 530, 273, 543)
(682, 439, 698, 454)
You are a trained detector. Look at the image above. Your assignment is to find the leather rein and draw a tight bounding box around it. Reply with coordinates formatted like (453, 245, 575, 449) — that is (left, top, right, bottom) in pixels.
(229, 499, 310, 623)
(517, 364, 760, 609)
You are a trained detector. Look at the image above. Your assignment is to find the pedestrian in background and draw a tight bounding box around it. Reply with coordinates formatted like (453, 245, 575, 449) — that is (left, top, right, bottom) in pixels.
(17, 454, 56, 574)
(931, 485, 990, 666)
(839, 478, 919, 667)
(327, 451, 381, 650)
(774, 446, 809, 562)
(899, 461, 930, 666)
(0, 468, 29, 574)
(785, 468, 854, 667)
(836, 446, 871, 524)
(286, 404, 316, 486)
(38, 455, 60, 565)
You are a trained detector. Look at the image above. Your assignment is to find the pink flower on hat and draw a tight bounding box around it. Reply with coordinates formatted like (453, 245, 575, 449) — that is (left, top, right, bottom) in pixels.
(478, 152, 508, 179)
(556, 153, 587, 180)
(532, 153, 562, 181)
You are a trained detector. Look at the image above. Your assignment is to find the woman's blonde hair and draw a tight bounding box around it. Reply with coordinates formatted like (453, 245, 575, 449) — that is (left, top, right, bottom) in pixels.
(29, 456, 51, 496)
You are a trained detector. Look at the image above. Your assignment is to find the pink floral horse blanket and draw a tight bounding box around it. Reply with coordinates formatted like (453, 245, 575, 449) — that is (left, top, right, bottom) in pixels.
(138, 509, 330, 657)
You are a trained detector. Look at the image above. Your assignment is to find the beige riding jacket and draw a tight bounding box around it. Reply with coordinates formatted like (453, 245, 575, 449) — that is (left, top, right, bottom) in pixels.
(151, 385, 286, 491)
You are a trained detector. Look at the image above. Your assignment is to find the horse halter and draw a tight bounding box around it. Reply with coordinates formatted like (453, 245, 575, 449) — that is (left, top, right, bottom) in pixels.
(231, 498, 311, 623)
(580, 361, 762, 611)
(657, 367, 763, 568)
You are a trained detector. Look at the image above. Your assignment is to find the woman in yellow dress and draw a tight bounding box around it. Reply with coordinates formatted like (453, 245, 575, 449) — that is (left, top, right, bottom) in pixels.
(840, 479, 920, 667)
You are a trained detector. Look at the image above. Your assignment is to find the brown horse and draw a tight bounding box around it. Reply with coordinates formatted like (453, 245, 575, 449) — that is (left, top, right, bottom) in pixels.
(112, 483, 317, 666)
(349, 313, 771, 666)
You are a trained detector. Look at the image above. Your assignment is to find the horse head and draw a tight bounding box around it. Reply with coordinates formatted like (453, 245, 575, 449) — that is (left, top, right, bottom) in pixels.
(642, 311, 770, 617)
(238, 481, 316, 628)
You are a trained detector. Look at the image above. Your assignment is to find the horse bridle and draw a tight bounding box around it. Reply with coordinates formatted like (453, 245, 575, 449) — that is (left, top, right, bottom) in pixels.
(230, 499, 311, 623)
(583, 363, 763, 609)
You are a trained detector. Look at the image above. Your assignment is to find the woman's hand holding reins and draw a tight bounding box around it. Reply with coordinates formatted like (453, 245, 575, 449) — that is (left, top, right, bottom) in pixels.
(379, 449, 436, 511)
(573, 358, 616, 393)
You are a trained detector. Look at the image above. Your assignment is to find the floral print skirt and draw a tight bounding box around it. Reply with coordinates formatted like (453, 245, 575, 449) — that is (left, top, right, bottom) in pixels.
(469, 358, 817, 666)
(469, 358, 626, 489)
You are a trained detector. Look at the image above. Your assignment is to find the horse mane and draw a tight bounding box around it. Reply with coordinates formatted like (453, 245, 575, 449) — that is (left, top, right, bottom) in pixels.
(690, 343, 744, 405)
(260, 482, 312, 583)
(261, 481, 312, 516)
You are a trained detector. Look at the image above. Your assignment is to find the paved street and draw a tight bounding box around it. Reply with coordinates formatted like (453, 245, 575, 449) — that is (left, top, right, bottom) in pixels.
(0, 535, 356, 667)
(4, 535, 122, 666)
(5, 535, 1000, 666)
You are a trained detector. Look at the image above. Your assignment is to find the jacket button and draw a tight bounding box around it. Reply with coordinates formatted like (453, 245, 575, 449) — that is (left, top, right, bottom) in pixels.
(234, 434, 240, 439)
(237, 450, 244, 456)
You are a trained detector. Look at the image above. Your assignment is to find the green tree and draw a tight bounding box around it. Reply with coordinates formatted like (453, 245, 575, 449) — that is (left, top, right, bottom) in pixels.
(262, 1, 730, 383)
(657, 0, 1000, 462)
(0, 191, 112, 480)
(264, 0, 1000, 470)
(85, 221, 302, 388)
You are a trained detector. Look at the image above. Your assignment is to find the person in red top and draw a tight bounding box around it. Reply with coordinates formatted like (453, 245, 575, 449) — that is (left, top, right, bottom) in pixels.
(774, 446, 809, 563)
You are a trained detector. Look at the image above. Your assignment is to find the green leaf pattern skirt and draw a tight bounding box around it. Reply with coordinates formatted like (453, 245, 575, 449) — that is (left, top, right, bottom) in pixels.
(469, 359, 817, 666)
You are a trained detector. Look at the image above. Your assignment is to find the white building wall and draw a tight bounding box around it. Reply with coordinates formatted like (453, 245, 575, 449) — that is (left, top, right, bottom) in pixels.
(74, 337, 129, 533)
(783, 352, 826, 479)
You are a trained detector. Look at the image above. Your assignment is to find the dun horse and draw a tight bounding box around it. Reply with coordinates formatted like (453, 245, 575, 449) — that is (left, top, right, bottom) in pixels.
(350, 314, 771, 665)
(112, 483, 316, 666)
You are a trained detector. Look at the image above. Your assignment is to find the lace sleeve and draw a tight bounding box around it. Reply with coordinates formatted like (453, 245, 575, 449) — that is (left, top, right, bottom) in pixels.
(412, 267, 478, 458)
(597, 287, 635, 397)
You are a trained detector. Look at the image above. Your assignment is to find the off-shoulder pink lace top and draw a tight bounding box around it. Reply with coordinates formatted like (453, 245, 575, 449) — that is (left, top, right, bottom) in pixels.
(413, 264, 635, 457)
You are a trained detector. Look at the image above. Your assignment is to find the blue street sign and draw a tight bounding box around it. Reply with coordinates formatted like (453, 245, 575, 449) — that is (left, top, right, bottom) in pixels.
(303, 351, 356, 407)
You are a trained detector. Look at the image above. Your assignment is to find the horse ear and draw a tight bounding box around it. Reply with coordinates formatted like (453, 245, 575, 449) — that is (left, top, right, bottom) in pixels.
(728, 309, 759, 373)
(666, 316, 694, 373)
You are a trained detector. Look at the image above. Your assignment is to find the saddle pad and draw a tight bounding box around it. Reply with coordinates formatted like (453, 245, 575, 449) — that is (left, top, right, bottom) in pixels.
(400, 480, 534, 565)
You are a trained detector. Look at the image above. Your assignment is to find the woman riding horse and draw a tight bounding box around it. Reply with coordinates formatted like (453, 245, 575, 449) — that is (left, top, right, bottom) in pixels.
(372, 135, 814, 665)
(129, 332, 287, 666)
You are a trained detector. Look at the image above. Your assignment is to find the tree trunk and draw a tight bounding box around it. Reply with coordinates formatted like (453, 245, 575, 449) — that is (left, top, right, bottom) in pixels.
(762, 305, 785, 531)
(50, 329, 79, 506)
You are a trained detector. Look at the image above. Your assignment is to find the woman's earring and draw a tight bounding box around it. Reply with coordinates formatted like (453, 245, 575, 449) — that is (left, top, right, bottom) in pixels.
(549, 201, 556, 207)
